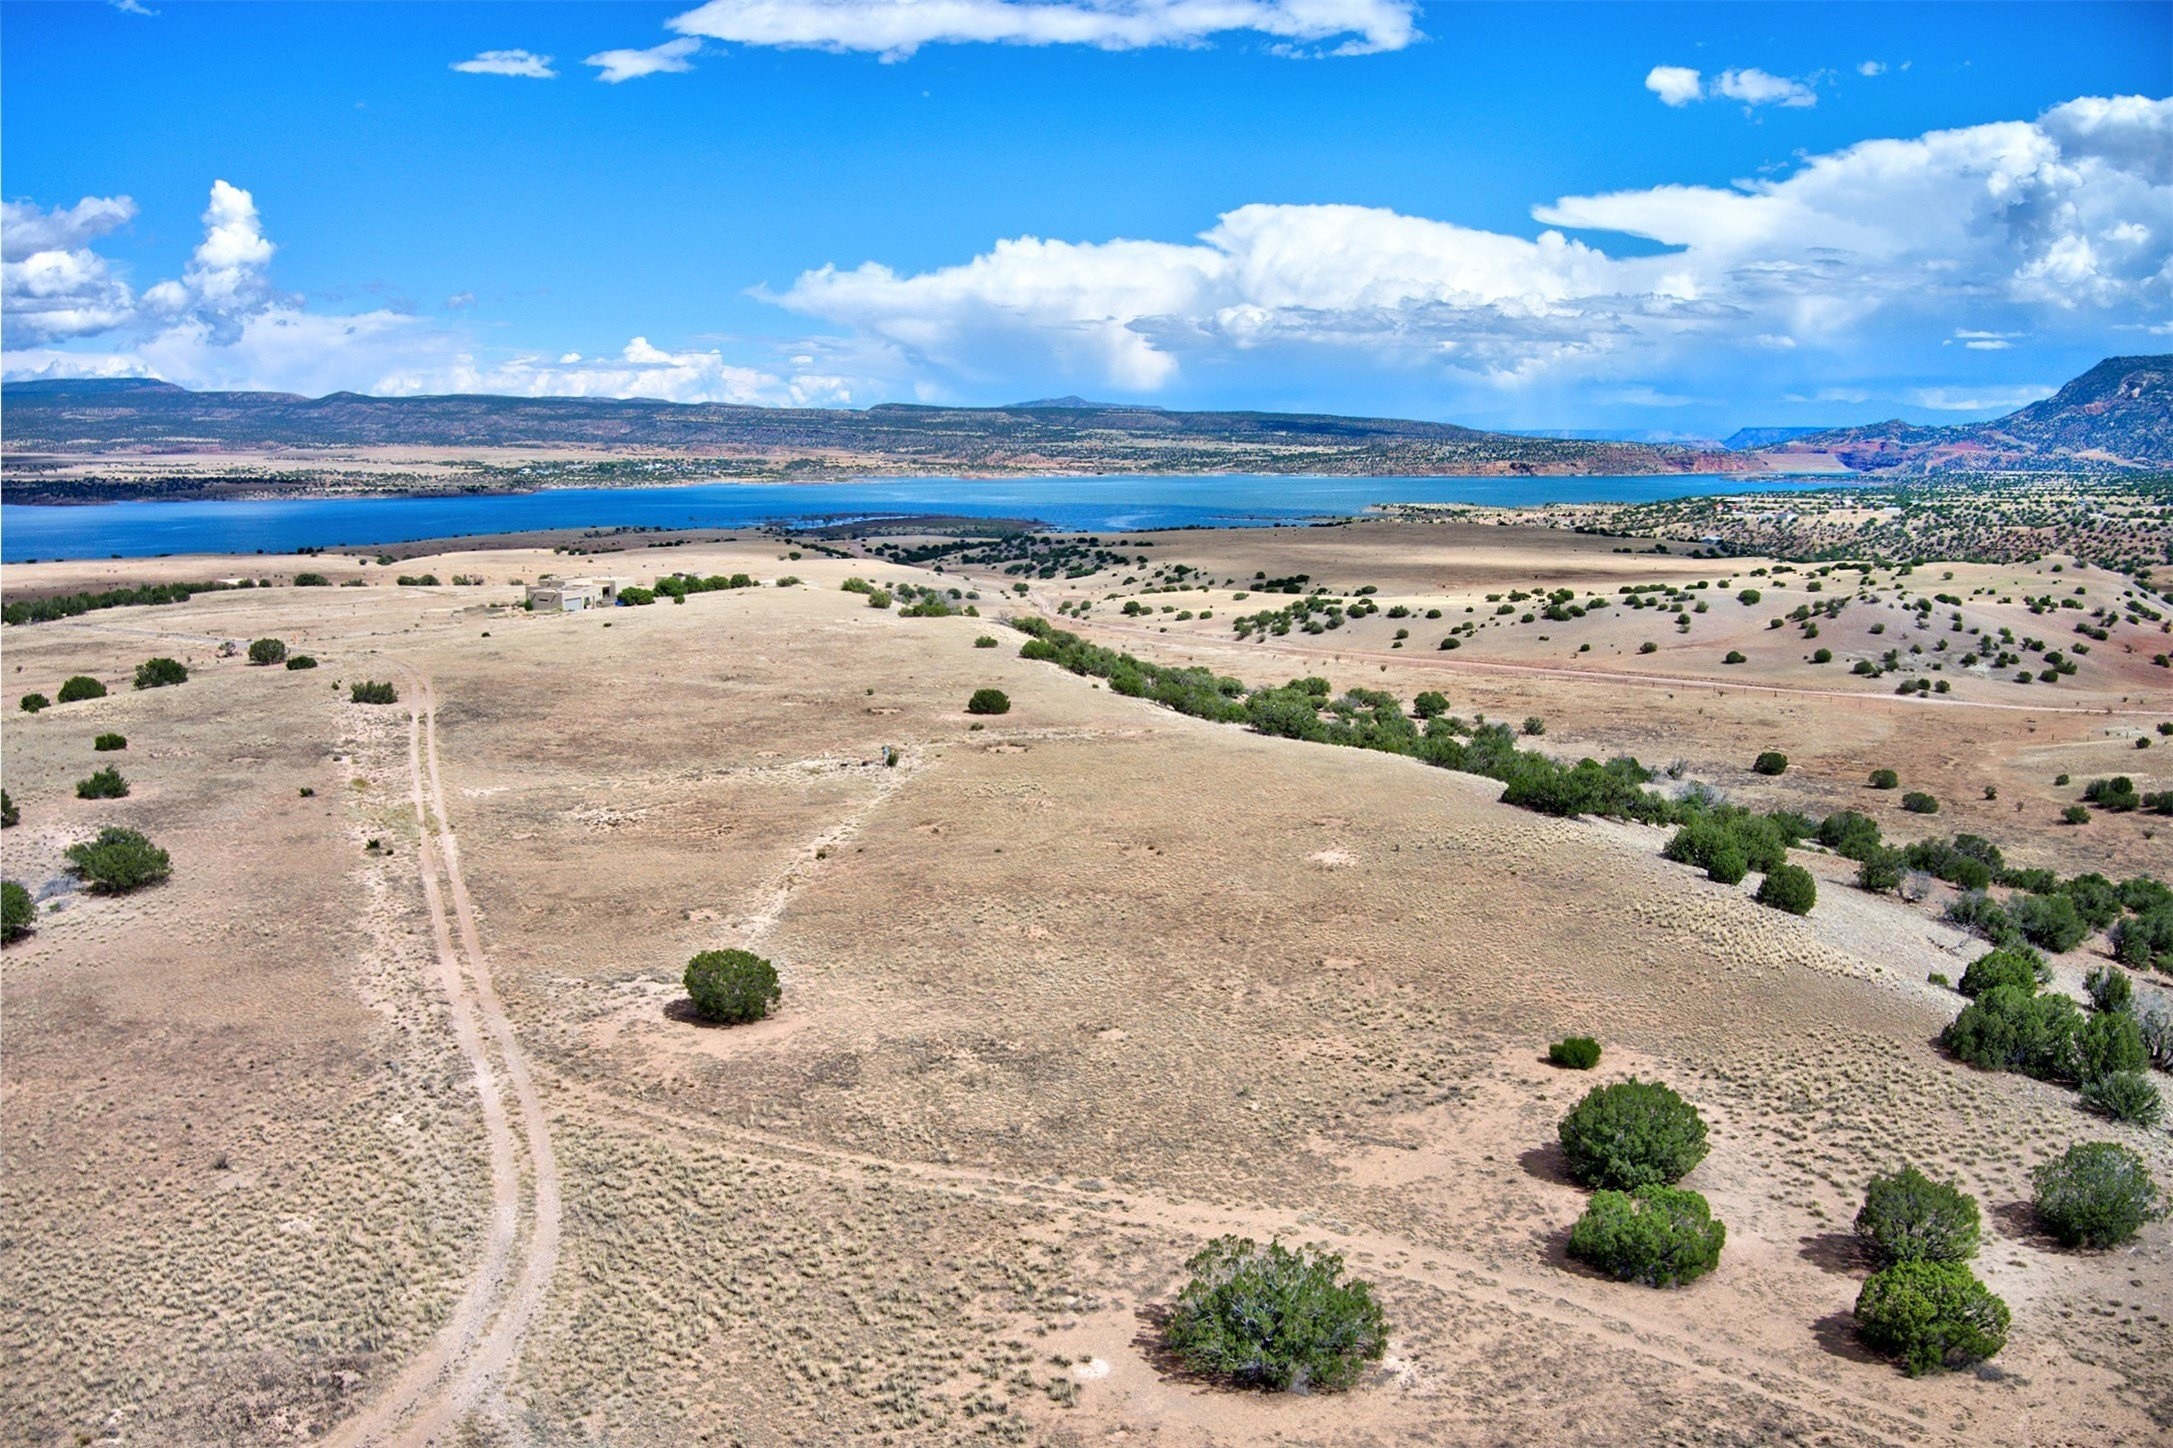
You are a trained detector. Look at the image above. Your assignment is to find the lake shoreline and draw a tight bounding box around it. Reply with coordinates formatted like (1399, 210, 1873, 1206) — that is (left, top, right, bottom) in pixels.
(1, 471, 1870, 563)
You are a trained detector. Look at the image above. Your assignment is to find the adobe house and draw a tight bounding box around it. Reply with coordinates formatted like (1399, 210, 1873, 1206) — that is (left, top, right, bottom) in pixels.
(524, 577, 631, 612)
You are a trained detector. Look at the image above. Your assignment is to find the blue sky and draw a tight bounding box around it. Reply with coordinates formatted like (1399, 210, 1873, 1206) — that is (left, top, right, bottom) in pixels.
(3, 1, 2168, 431)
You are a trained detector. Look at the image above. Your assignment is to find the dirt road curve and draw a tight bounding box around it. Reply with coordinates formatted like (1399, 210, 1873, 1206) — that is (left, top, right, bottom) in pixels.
(327, 671, 561, 1447)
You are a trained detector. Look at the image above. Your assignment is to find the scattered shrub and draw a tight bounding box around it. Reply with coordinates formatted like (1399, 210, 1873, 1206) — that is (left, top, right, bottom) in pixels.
(1901, 791, 1939, 815)
(0, 790, 15, 828)
(2061, 804, 2091, 826)
(1854, 1164, 1980, 1267)
(75, 767, 129, 800)
(1940, 984, 2083, 1081)
(1163, 1236, 1386, 1393)
(2113, 907, 2173, 972)
(1558, 1078, 1709, 1190)
(1722, 650, 1746, 665)
(64, 827, 171, 893)
(20, 693, 51, 713)
(1856, 848, 1905, 894)
(247, 638, 287, 666)
(2013, 891, 2087, 953)
(1869, 769, 1900, 790)
(2031, 1141, 2166, 1248)
(2080, 1071, 2163, 1126)
(965, 687, 1012, 716)
(1751, 751, 1788, 776)
(2076, 1010, 2148, 1081)
(2, 880, 33, 944)
(1755, 863, 1817, 916)
(350, 681, 400, 705)
(1567, 1185, 1726, 1287)
(56, 675, 107, 703)
(293, 571, 329, 586)
(1413, 690, 1449, 719)
(1815, 808, 1883, 860)
(285, 654, 319, 670)
(866, 589, 893, 609)
(1853, 1261, 2009, 1376)
(1957, 947, 2047, 999)
(93, 732, 127, 751)
(1548, 1036, 1602, 1070)
(973, 635, 1000, 648)
(684, 948, 782, 1025)
(133, 657, 188, 689)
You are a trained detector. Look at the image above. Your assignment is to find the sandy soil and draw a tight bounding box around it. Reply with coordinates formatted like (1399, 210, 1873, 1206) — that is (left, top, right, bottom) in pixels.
(2, 527, 2167, 1447)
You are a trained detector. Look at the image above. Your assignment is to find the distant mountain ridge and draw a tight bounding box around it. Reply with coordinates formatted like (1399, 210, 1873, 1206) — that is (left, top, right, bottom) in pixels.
(4, 356, 2164, 485)
(0, 381, 1759, 483)
(1774, 356, 2173, 472)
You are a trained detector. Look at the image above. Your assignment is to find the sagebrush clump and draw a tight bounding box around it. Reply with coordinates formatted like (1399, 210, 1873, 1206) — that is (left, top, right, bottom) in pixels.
(75, 767, 129, 800)
(64, 827, 171, 893)
(1547, 1036, 1602, 1069)
(350, 680, 400, 705)
(1163, 1236, 1386, 1393)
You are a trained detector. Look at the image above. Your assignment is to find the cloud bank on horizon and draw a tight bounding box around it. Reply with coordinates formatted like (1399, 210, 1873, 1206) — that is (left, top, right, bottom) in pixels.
(5, 93, 2168, 419)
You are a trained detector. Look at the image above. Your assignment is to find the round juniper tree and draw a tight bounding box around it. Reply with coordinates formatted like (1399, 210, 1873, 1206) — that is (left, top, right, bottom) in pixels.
(133, 657, 188, 689)
(965, 687, 1011, 716)
(1755, 863, 1817, 915)
(2031, 1141, 2166, 1248)
(1558, 1079, 1709, 1190)
(1854, 1261, 2009, 1375)
(2, 880, 33, 944)
(247, 638, 288, 666)
(1163, 1237, 1386, 1393)
(1854, 1164, 1980, 1267)
(684, 948, 781, 1025)
(56, 675, 107, 703)
(1567, 1185, 1726, 1287)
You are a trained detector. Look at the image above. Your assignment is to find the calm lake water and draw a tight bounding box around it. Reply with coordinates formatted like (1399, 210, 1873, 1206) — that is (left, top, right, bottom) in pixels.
(0, 473, 1843, 563)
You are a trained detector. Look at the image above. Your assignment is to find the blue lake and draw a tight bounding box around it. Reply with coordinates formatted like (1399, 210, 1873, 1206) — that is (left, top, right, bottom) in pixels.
(0, 473, 1846, 562)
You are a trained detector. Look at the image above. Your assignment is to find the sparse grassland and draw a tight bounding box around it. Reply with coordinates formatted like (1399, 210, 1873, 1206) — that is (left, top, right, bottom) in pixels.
(2, 518, 2167, 1446)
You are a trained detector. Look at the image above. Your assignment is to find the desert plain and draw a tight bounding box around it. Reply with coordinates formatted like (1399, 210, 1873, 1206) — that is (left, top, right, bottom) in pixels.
(2, 515, 2169, 1447)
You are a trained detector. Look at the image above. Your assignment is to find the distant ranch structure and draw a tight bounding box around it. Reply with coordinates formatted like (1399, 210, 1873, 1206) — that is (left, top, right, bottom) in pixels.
(525, 577, 631, 613)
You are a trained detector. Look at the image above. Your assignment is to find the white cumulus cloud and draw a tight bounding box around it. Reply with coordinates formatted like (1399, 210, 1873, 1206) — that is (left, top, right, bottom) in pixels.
(2, 195, 141, 342)
(666, 0, 1418, 59)
(1858, 60, 1886, 77)
(1647, 64, 1819, 110)
(1645, 66, 1703, 107)
(453, 49, 559, 79)
(0, 182, 842, 404)
(772, 95, 2172, 399)
(586, 36, 702, 82)
(1714, 67, 1817, 108)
